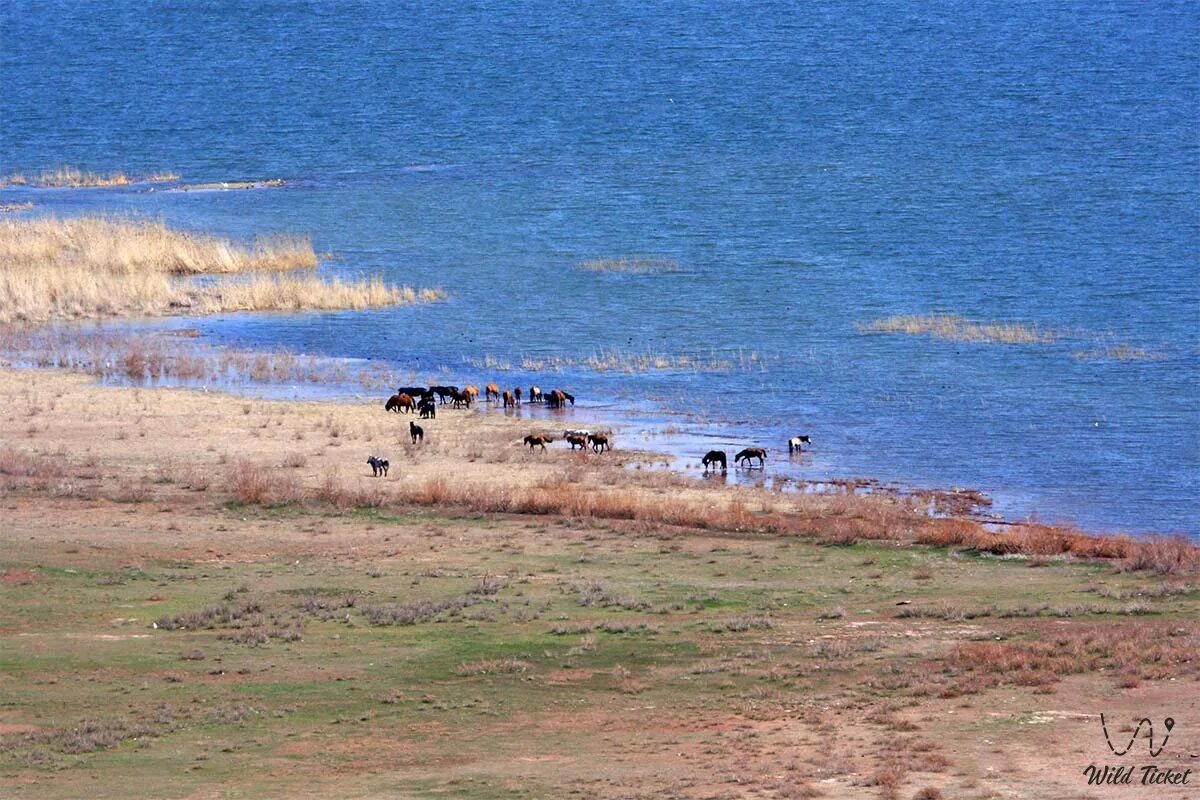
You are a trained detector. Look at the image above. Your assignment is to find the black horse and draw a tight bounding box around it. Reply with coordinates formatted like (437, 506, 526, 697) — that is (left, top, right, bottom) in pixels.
(702, 450, 727, 472)
(418, 399, 436, 419)
(367, 456, 389, 477)
(409, 421, 424, 444)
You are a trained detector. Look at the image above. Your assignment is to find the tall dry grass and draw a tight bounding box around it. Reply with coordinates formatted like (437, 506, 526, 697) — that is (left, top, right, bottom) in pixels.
(0, 165, 180, 188)
(0, 216, 443, 322)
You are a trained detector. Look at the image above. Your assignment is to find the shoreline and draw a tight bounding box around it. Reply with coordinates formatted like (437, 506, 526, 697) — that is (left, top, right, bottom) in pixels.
(1, 359, 1194, 571)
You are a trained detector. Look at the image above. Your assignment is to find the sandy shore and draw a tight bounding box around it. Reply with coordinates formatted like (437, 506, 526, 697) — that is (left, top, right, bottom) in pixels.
(1, 365, 1197, 799)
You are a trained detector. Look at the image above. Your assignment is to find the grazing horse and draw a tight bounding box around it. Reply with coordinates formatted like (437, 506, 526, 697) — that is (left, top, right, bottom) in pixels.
(513, 387, 522, 405)
(587, 433, 610, 453)
(409, 421, 424, 444)
(529, 386, 542, 404)
(734, 448, 767, 468)
(502, 390, 516, 408)
(485, 383, 501, 402)
(450, 389, 471, 409)
(561, 390, 575, 406)
(702, 450, 727, 472)
(546, 389, 567, 409)
(464, 385, 480, 404)
(385, 393, 415, 413)
(431, 385, 458, 405)
(788, 435, 811, 454)
(523, 434, 553, 451)
(418, 398, 436, 419)
(367, 456, 389, 477)
(565, 434, 588, 451)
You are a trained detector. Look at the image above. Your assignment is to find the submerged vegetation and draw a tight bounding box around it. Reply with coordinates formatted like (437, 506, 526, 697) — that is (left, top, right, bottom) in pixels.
(576, 257, 683, 274)
(466, 347, 769, 374)
(0, 215, 444, 322)
(0, 164, 180, 188)
(858, 314, 1057, 345)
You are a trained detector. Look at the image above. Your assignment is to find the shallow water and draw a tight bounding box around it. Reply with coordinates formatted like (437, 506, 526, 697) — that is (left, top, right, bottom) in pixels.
(2, 2, 1197, 535)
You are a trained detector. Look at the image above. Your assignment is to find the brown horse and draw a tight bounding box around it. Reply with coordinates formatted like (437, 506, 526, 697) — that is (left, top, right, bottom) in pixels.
(513, 387, 522, 405)
(565, 434, 588, 451)
(464, 385, 480, 404)
(449, 389, 471, 408)
(587, 433, 610, 453)
(485, 383, 500, 402)
(385, 393, 415, 413)
(502, 390, 516, 408)
(545, 389, 567, 409)
(523, 434, 553, 451)
(734, 448, 767, 468)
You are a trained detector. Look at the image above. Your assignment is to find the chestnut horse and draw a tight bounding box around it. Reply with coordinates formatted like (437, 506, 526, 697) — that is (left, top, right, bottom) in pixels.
(502, 390, 516, 408)
(385, 393, 415, 413)
(565, 434, 588, 451)
(485, 383, 501, 402)
(523, 434, 553, 451)
(464, 386, 480, 403)
(734, 448, 767, 468)
(587, 433, 610, 453)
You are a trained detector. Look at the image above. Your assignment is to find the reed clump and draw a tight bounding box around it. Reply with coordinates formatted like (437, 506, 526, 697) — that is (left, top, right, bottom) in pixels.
(859, 315, 1056, 345)
(0, 216, 442, 322)
(0, 165, 180, 189)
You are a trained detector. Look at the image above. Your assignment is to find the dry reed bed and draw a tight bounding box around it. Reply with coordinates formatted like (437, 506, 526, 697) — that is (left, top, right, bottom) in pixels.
(858, 314, 1057, 345)
(0, 165, 180, 188)
(0, 216, 444, 322)
(213, 456, 1200, 576)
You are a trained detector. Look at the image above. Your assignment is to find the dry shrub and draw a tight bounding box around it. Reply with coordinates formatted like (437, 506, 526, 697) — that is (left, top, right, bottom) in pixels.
(453, 659, 529, 676)
(229, 461, 275, 505)
(923, 621, 1199, 697)
(1121, 535, 1200, 576)
(859, 314, 1056, 345)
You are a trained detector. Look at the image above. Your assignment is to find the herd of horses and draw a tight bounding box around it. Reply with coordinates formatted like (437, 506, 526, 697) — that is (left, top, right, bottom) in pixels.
(374, 381, 810, 477)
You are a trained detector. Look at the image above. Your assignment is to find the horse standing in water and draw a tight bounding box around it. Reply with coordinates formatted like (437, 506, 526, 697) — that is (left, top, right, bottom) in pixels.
(513, 387, 522, 405)
(528, 386, 542, 404)
(788, 436, 811, 454)
(734, 448, 767, 468)
(702, 450, 727, 472)
(502, 390, 516, 408)
(485, 383, 501, 402)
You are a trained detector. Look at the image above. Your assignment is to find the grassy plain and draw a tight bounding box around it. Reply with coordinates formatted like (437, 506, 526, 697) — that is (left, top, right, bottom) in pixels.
(0, 367, 1197, 800)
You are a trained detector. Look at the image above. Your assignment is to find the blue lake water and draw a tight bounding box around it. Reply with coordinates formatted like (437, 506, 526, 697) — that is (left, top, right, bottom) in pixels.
(2, 1, 1197, 535)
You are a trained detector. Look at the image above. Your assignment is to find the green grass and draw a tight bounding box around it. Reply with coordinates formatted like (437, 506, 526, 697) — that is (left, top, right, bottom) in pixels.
(2, 508, 1196, 799)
